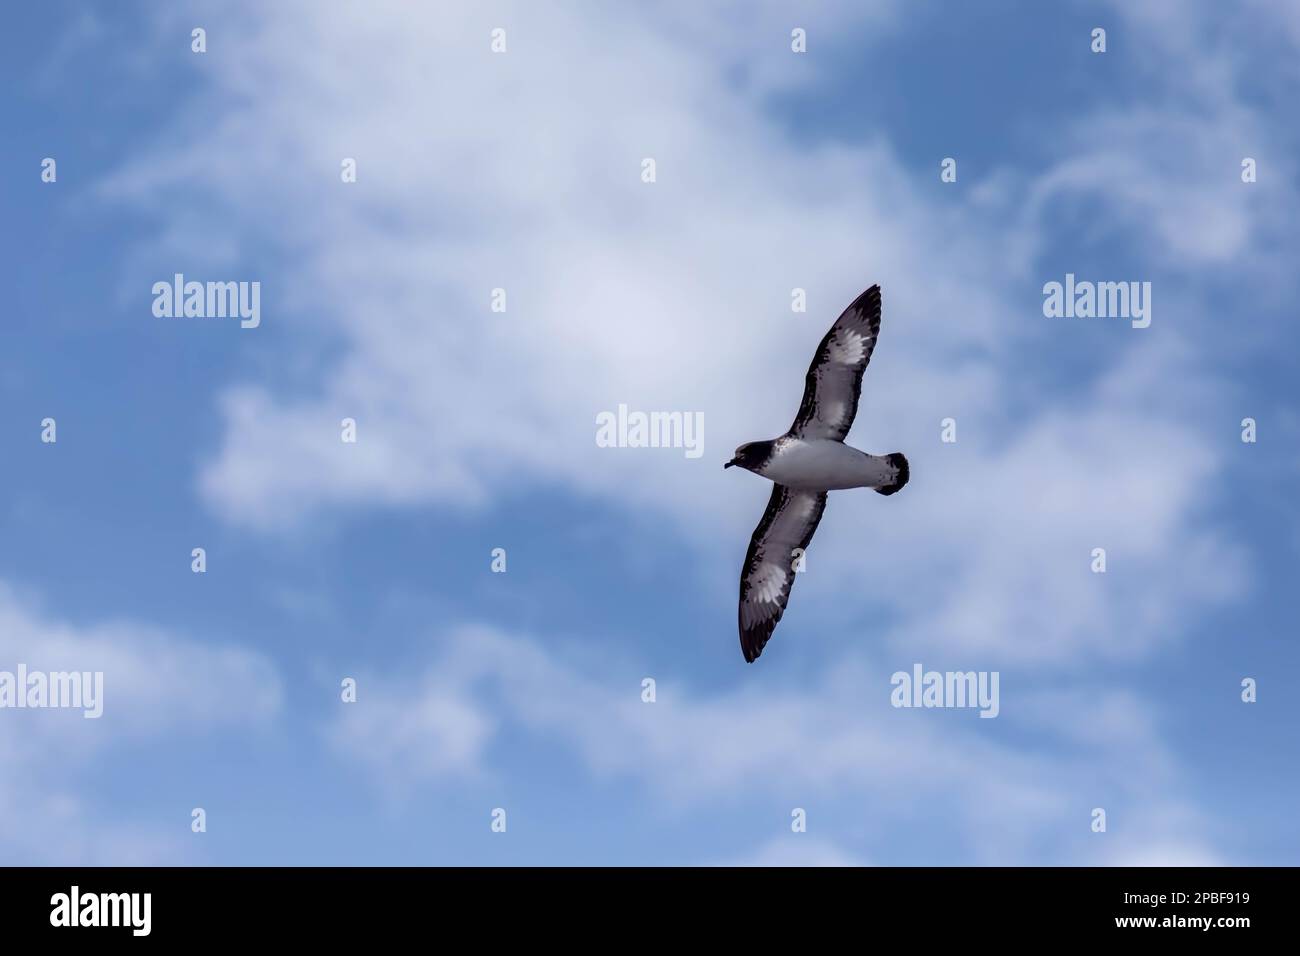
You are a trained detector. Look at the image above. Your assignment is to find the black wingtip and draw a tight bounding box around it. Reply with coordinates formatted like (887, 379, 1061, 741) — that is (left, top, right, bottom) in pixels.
(875, 452, 909, 496)
(851, 284, 882, 312)
(740, 623, 774, 663)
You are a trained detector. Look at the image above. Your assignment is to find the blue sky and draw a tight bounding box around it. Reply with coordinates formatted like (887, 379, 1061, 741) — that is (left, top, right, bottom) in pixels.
(2, 0, 1298, 865)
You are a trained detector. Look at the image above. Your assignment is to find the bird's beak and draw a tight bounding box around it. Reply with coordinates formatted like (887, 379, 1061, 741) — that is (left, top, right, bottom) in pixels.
(724, 459, 736, 469)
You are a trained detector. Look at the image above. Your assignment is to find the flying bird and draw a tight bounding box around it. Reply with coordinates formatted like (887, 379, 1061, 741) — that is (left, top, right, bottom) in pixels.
(726, 285, 907, 662)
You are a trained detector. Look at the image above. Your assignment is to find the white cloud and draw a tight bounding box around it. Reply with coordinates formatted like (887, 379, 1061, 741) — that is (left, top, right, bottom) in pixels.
(1106, 843, 1223, 867)
(97, 0, 1262, 670)
(88, 0, 1294, 862)
(1078, 2, 1300, 276)
(714, 836, 868, 867)
(798, 342, 1249, 665)
(0, 584, 282, 863)
(328, 624, 1226, 865)
(100, 0, 1021, 532)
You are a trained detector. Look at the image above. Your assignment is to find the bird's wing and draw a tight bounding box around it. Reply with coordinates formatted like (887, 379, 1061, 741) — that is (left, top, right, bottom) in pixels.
(738, 484, 828, 662)
(788, 285, 882, 441)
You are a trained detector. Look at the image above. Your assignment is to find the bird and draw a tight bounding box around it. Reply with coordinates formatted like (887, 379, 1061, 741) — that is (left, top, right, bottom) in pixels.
(726, 285, 907, 662)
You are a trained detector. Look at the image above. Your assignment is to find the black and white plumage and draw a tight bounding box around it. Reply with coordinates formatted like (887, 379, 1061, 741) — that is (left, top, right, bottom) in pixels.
(726, 285, 908, 663)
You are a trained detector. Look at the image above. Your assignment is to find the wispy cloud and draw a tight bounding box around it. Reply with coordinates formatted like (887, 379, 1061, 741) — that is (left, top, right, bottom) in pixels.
(77, 0, 1298, 863)
(99, 1, 1258, 669)
(327, 625, 1226, 865)
(0, 583, 282, 863)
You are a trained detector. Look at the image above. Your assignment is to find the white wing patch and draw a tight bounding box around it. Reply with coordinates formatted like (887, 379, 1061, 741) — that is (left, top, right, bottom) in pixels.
(789, 285, 881, 442)
(749, 562, 787, 604)
(738, 486, 829, 661)
(827, 328, 867, 365)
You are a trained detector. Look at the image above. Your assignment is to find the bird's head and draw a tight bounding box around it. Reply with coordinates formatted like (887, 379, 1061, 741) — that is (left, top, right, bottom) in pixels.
(724, 440, 775, 473)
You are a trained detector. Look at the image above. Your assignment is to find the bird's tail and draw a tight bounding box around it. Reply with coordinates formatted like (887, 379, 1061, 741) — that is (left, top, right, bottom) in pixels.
(875, 453, 909, 496)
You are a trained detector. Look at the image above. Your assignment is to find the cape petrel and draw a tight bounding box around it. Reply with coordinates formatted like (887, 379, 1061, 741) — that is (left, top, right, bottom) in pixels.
(726, 285, 908, 662)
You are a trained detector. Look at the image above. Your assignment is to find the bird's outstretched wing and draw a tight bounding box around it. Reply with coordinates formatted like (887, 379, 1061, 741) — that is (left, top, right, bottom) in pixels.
(738, 484, 828, 662)
(788, 285, 882, 441)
